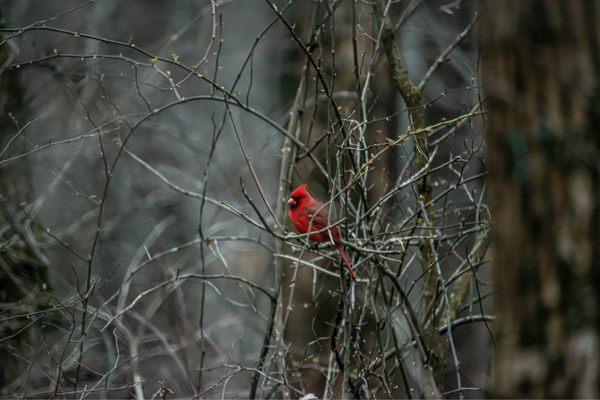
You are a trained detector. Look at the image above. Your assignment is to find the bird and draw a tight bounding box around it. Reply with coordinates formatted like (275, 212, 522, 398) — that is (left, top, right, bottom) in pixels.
(287, 183, 356, 282)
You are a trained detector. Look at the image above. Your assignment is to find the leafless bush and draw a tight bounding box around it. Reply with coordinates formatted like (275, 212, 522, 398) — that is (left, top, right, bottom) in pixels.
(0, 1, 489, 398)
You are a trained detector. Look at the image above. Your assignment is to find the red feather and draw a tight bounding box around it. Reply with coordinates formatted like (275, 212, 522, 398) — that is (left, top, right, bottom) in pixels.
(287, 184, 356, 281)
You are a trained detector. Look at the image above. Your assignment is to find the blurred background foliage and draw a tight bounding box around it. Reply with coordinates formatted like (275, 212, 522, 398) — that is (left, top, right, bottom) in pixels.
(0, 0, 597, 399)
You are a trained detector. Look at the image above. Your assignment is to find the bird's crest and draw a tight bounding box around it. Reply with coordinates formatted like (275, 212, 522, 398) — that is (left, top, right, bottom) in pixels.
(290, 183, 310, 199)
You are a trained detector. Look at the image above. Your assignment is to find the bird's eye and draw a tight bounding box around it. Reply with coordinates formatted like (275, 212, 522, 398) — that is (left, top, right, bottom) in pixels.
(288, 197, 298, 209)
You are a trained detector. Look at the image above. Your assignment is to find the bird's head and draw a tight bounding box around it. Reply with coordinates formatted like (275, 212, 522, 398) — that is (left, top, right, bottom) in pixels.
(287, 183, 310, 211)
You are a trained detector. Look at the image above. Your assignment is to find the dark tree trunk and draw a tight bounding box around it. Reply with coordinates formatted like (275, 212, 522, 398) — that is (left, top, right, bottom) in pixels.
(481, 0, 600, 397)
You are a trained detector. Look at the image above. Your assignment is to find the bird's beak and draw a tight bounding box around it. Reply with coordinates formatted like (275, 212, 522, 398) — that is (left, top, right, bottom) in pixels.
(287, 198, 294, 205)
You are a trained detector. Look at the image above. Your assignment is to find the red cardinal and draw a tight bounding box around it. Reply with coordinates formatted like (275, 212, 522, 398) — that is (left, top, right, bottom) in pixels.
(287, 183, 356, 281)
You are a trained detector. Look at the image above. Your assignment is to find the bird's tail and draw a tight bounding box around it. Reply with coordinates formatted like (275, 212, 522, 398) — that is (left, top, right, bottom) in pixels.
(334, 242, 356, 282)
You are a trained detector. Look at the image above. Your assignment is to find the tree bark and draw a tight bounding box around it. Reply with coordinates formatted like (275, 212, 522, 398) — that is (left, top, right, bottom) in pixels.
(480, 1, 600, 397)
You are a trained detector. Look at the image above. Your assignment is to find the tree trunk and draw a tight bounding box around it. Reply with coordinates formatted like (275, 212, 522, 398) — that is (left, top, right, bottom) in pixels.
(481, 0, 600, 397)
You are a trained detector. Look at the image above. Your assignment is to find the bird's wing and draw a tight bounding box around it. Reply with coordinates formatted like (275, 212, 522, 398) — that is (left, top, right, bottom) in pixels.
(304, 203, 329, 226)
(305, 202, 340, 239)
